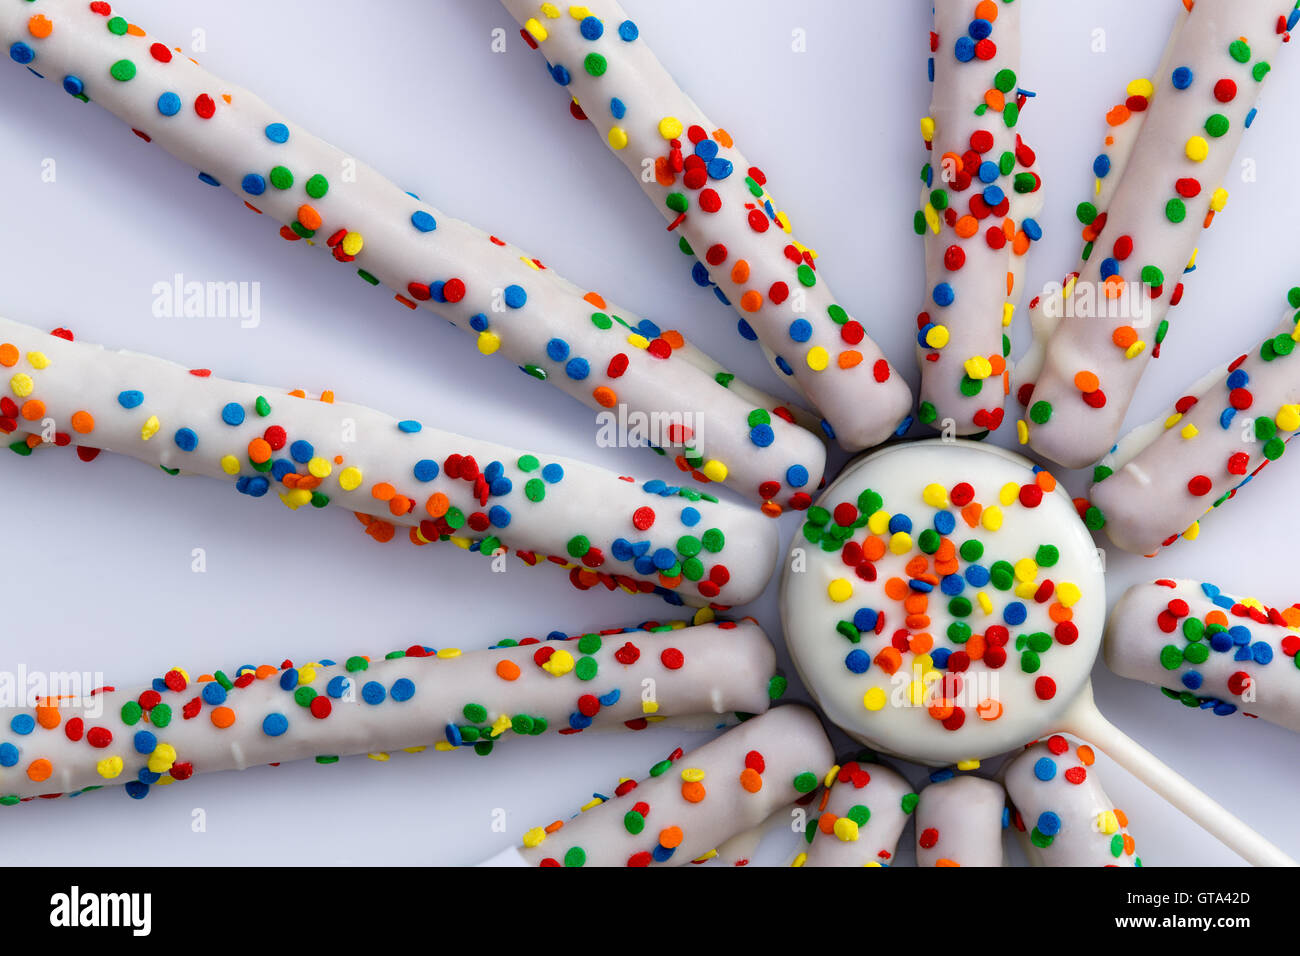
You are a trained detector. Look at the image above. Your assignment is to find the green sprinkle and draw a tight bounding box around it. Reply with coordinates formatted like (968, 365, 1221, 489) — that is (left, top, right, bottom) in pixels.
(836, 621, 862, 643)
(846, 804, 871, 826)
(624, 811, 646, 835)
(1229, 39, 1251, 63)
(677, 535, 701, 557)
(858, 489, 883, 515)
(715, 371, 735, 387)
(345, 656, 369, 673)
(463, 703, 488, 723)
(666, 192, 689, 213)
(575, 656, 598, 681)
(150, 703, 171, 728)
(918, 528, 941, 554)
(1140, 265, 1164, 286)
(269, 166, 294, 190)
(649, 759, 674, 777)
(792, 771, 818, 794)
(796, 263, 817, 287)
(1165, 198, 1187, 223)
(1204, 113, 1229, 138)
(918, 401, 937, 424)
(1184, 642, 1209, 665)
(1035, 545, 1059, 567)
(517, 454, 539, 472)
(305, 174, 329, 198)
(584, 52, 607, 75)
(701, 528, 725, 552)
(948, 622, 972, 643)
(109, 59, 136, 82)
(913, 210, 927, 235)
(768, 675, 788, 699)
(930, 189, 949, 211)
(1076, 202, 1098, 225)
(1182, 617, 1204, 641)
(1030, 827, 1054, 849)
(120, 701, 142, 726)
(959, 375, 983, 398)
(255, 395, 272, 417)
(994, 68, 1017, 92)
(1253, 61, 1271, 82)
(948, 596, 973, 618)
(294, 686, 317, 707)
(510, 714, 534, 735)
(577, 634, 602, 654)
(901, 792, 920, 814)
(524, 478, 545, 502)
(1159, 645, 1184, 670)
(959, 539, 984, 562)
(566, 535, 590, 557)
(315, 755, 340, 765)
(107, 16, 128, 35)
(357, 269, 379, 285)
(828, 304, 848, 324)
(1020, 650, 1041, 673)
(1029, 400, 1053, 424)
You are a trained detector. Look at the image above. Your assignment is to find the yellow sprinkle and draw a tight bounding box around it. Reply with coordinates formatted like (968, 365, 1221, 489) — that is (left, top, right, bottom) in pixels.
(1185, 136, 1209, 162)
(608, 126, 628, 149)
(806, 346, 830, 371)
(157, 776, 175, 785)
(964, 356, 993, 380)
(833, 817, 860, 842)
(27, 351, 49, 369)
(1183, 521, 1200, 541)
(1056, 581, 1081, 607)
(519, 256, 542, 271)
(437, 648, 461, 659)
(339, 466, 363, 491)
(681, 767, 706, 783)
(925, 325, 950, 349)
(367, 752, 390, 761)
(1125, 341, 1146, 360)
(1013, 558, 1038, 582)
(1002, 302, 1015, 327)
(956, 759, 981, 771)
(998, 482, 1018, 506)
(307, 456, 332, 478)
(1016, 419, 1029, 444)
(1162, 412, 1183, 429)
(776, 211, 793, 234)
(692, 606, 716, 626)
(692, 849, 719, 863)
(867, 510, 891, 535)
(9, 373, 34, 398)
(864, 860, 883, 867)
(922, 483, 949, 508)
(828, 578, 853, 603)
(889, 531, 913, 554)
(1014, 580, 1037, 599)
(823, 765, 841, 788)
(642, 699, 659, 715)
(923, 203, 941, 233)
(1210, 187, 1228, 212)
(220, 455, 240, 475)
(863, 687, 887, 711)
(1180, 424, 1198, 440)
(981, 506, 1003, 531)
(791, 852, 807, 868)
(658, 116, 684, 139)
(141, 415, 160, 441)
(977, 592, 993, 615)
(477, 330, 501, 355)
(298, 666, 316, 685)
(433, 741, 456, 751)
(280, 489, 312, 510)
(567, 6, 591, 19)
(403, 746, 427, 754)
(341, 231, 364, 256)
(701, 459, 728, 482)
(1063, 274, 1077, 299)
(523, 17, 548, 41)
(907, 680, 927, 706)
(1097, 810, 1119, 835)
(97, 756, 124, 779)
(626, 333, 650, 349)
(488, 714, 514, 738)
(540, 2, 560, 16)
(1276, 405, 1300, 432)
(920, 116, 935, 142)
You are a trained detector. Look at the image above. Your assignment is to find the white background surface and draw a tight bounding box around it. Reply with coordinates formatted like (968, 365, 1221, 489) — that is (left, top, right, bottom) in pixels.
(1, 0, 1298, 867)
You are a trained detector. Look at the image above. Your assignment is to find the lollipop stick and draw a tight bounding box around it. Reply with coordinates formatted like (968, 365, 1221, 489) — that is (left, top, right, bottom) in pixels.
(1061, 684, 1296, 867)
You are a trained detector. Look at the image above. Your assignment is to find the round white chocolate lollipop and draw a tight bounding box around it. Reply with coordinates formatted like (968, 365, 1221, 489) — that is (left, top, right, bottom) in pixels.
(781, 439, 1294, 866)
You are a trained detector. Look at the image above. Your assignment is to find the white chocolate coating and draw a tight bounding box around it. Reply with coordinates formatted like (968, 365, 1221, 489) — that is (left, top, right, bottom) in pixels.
(914, 772, 1006, 866)
(1005, 736, 1141, 866)
(0, 619, 777, 804)
(514, 704, 834, 867)
(917, 0, 1043, 435)
(0, 316, 779, 605)
(795, 758, 914, 867)
(1022, 0, 1293, 468)
(500, 0, 914, 452)
(1090, 304, 1300, 555)
(781, 440, 1106, 765)
(1106, 579, 1300, 733)
(0, 0, 827, 510)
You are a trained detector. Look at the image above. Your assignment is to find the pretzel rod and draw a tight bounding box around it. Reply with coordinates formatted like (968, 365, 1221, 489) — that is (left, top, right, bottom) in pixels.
(0, 316, 779, 606)
(0, 619, 778, 805)
(501, 0, 914, 452)
(0, 0, 828, 511)
(1089, 293, 1300, 555)
(484, 705, 832, 867)
(1004, 735, 1141, 867)
(915, 0, 1044, 435)
(792, 757, 915, 867)
(1106, 579, 1300, 733)
(914, 771, 1006, 866)
(1018, 0, 1296, 468)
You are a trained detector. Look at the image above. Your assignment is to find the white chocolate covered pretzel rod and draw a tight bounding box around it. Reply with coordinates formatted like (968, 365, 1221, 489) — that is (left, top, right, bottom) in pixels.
(483, 705, 833, 867)
(501, 0, 914, 452)
(0, 0, 827, 512)
(1019, 0, 1297, 468)
(0, 619, 778, 805)
(915, 0, 1044, 435)
(793, 758, 916, 867)
(1090, 293, 1300, 555)
(0, 316, 779, 605)
(1106, 579, 1300, 733)
(915, 771, 1006, 866)
(1005, 735, 1141, 867)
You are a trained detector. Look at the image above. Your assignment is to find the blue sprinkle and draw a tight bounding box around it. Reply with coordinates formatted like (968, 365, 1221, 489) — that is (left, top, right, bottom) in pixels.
(1037, 810, 1062, 836)
(1022, 218, 1042, 241)
(279, 668, 299, 690)
(965, 564, 990, 587)
(580, 15, 604, 40)
(1245, 107, 1257, 129)
(241, 172, 267, 195)
(542, 463, 564, 483)
(411, 210, 437, 232)
(982, 184, 1005, 207)
(893, 415, 912, 437)
(690, 262, 711, 286)
(489, 505, 511, 528)
(652, 548, 677, 570)
(853, 608, 878, 631)
(652, 844, 675, 862)
(933, 283, 955, 307)
(845, 649, 871, 673)
(750, 424, 774, 447)
(928, 56, 934, 82)
(713, 286, 730, 306)
(954, 37, 976, 60)
(0, 743, 17, 767)
(504, 285, 528, 309)
(550, 63, 571, 86)
(909, 578, 934, 593)
(1209, 630, 1234, 653)
(118, 390, 144, 409)
(429, 280, 447, 303)
(398, 420, 422, 434)
(62, 75, 84, 96)
(10, 42, 35, 65)
(546, 338, 570, 361)
(444, 724, 464, 747)
(569, 711, 593, 730)
(933, 511, 956, 535)
(635, 318, 661, 338)
(634, 555, 657, 575)
(1172, 66, 1193, 89)
(978, 161, 999, 184)
(221, 402, 245, 426)
(244, 476, 270, 497)
(361, 681, 386, 705)
(1229, 625, 1251, 646)
(469, 312, 489, 332)
(157, 91, 181, 116)
(680, 506, 702, 527)
(133, 730, 158, 754)
(941, 574, 965, 596)
(414, 459, 439, 482)
(271, 460, 295, 482)
(327, 676, 350, 698)
(198, 172, 221, 187)
(264, 122, 290, 143)
(201, 683, 227, 705)
(391, 678, 415, 702)
(1219, 407, 1236, 430)
(565, 357, 590, 380)
(173, 428, 198, 452)
(124, 781, 150, 800)
(1226, 369, 1249, 390)
(612, 538, 635, 561)
(598, 689, 621, 707)
(610, 96, 626, 119)
(785, 465, 808, 489)
(1251, 642, 1274, 664)
(737, 318, 758, 341)
(788, 318, 812, 342)
(888, 514, 913, 534)
(930, 768, 956, 784)
(290, 440, 313, 464)
(1033, 757, 1057, 781)
(137, 769, 160, 785)
(1100, 258, 1119, 280)
(968, 17, 993, 40)
(10, 714, 35, 735)
(1213, 701, 1238, 716)
(618, 19, 638, 41)
(262, 713, 289, 737)
(1092, 154, 1111, 178)
(1003, 602, 1028, 626)
(695, 139, 719, 162)
(1181, 671, 1203, 690)
(707, 157, 734, 180)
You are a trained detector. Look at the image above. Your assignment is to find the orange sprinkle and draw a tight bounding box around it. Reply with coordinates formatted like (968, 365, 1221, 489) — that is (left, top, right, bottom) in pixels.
(24, 434, 39, 450)
(592, 386, 617, 408)
(654, 156, 674, 187)
(713, 128, 734, 148)
(961, 502, 983, 527)
(388, 495, 413, 517)
(1035, 470, 1057, 493)
(1206, 610, 1229, 628)
(297, 204, 323, 230)
(928, 699, 955, 720)
(1048, 603, 1073, 623)
(1002, 218, 1016, 241)
(904, 556, 930, 578)
(909, 632, 934, 654)
(984, 88, 1005, 112)
(496, 659, 521, 681)
(247, 438, 272, 463)
(760, 501, 782, 518)
(28, 14, 53, 38)
(1105, 104, 1131, 127)
(1112, 326, 1138, 348)
(544, 820, 565, 834)
(903, 592, 929, 615)
(988, 355, 1006, 376)
(371, 482, 396, 502)
(1077, 744, 1096, 766)
(583, 292, 606, 309)
(838, 350, 862, 369)
(906, 615, 932, 631)
(731, 260, 751, 283)
(1012, 231, 1031, 256)
(966, 633, 987, 660)
(210, 706, 236, 729)
(0, 343, 17, 367)
(70, 410, 95, 434)
(681, 781, 706, 803)
(366, 520, 396, 543)
(1123, 834, 1136, 855)
(937, 859, 960, 867)
(954, 215, 979, 239)
(862, 536, 887, 562)
(659, 826, 684, 849)
(281, 473, 301, 489)
(875, 647, 903, 675)
(320, 390, 335, 404)
(26, 758, 52, 783)
(739, 290, 762, 312)
(1073, 370, 1100, 393)
(739, 768, 763, 793)
(1103, 274, 1126, 299)
(935, 538, 956, 561)
(884, 577, 909, 601)
(660, 330, 684, 349)
(20, 400, 44, 421)
(1116, 808, 1129, 827)
(125, 23, 145, 36)
(974, 0, 999, 21)
(35, 704, 61, 729)
(658, 572, 683, 588)
(426, 492, 449, 518)
(395, 294, 417, 310)
(934, 559, 959, 577)
(818, 813, 839, 835)
(255, 664, 278, 680)
(977, 698, 1003, 721)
